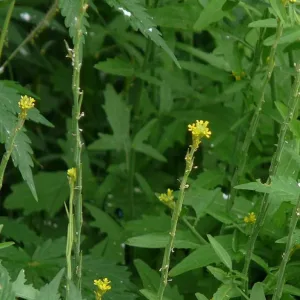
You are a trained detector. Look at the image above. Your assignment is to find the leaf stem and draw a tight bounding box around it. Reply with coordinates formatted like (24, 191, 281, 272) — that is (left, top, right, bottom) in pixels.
(157, 146, 197, 300)
(182, 216, 208, 245)
(0, 0, 15, 63)
(228, 20, 283, 212)
(0, 118, 25, 192)
(242, 61, 300, 292)
(272, 195, 300, 300)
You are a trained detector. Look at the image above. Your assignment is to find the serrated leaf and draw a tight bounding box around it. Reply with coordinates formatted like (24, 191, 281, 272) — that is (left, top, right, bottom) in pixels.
(58, 0, 89, 45)
(250, 282, 266, 300)
(37, 268, 64, 300)
(12, 269, 39, 300)
(4, 172, 69, 216)
(105, 0, 180, 67)
(0, 262, 15, 300)
(207, 235, 232, 270)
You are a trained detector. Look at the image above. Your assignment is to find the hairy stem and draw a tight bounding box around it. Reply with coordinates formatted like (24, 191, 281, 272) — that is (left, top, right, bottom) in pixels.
(0, 0, 58, 71)
(0, 118, 25, 192)
(242, 61, 300, 292)
(157, 146, 197, 300)
(228, 20, 283, 211)
(272, 196, 300, 300)
(70, 1, 87, 290)
(0, 0, 15, 62)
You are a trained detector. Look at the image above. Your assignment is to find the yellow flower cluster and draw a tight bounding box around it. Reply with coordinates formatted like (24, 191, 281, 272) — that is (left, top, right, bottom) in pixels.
(187, 120, 211, 149)
(94, 278, 111, 300)
(244, 212, 256, 224)
(158, 188, 175, 209)
(18, 95, 35, 118)
(67, 167, 77, 182)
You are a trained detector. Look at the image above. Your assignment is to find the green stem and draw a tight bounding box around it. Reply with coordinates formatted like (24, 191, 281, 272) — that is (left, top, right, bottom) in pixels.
(0, 0, 15, 62)
(66, 181, 75, 298)
(272, 196, 300, 300)
(182, 216, 208, 245)
(242, 61, 300, 292)
(0, 117, 25, 192)
(157, 146, 197, 300)
(228, 20, 283, 212)
(70, 1, 87, 290)
(0, 0, 58, 71)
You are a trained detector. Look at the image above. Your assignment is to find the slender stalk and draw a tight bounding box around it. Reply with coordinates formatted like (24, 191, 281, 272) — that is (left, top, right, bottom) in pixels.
(228, 20, 284, 212)
(66, 179, 75, 297)
(272, 196, 300, 300)
(0, 0, 15, 62)
(70, 1, 87, 290)
(182, 216, 208, 245)
(157, 146, 197, 300)
(0, 118, 25, 191)
(242, 61, 300, 292)
(0, 0, 58, 71)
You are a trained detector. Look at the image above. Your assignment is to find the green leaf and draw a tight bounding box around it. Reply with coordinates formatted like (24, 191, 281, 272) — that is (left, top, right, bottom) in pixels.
(88, 133, 120, 151)
(133, 143, 167, 162)
(126, 231, 200, 249)
(169, 235, 242, 277)
(0, 242, 14, 250)
(207, 235, 232, 270)
(95, 58, 135, 76)
(193, 0, 227, 31)
(4, 172, 69, 216)
(0, 262, 15, 300)
(12, 269, 39, 300)
(176, 42, 230, 71)
(37, 268, 64, 300)
(212, 284, 240, 300)
(104, 0, 180, 68)
(132, 119, 158, 146)
(250, 282, 266, 300)
(195, 293, 209, 300)
(207, 266, 230, 283)
(269, 0, 287, 23)
(103, 84, 131, 151)
(159, 81, 173, 114)
(264, 27, 300, 46)
(140, 289, 171, 300)
(235, 176, 300, 205)
(248, 18, 279, 28)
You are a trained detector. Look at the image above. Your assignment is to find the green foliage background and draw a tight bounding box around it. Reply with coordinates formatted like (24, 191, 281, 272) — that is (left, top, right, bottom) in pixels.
(1, 0, 300, 299)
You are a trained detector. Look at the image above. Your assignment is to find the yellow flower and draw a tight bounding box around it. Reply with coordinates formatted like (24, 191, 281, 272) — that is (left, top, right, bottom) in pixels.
(232, 71, 246, 81)
(18, 95, 35, 118)
(67, 167, 77, 182)
(244, 212, 256, 224)
(158, 189, 175, 209)
(187, 120, 211, 149)
(94, 278, 111, 300)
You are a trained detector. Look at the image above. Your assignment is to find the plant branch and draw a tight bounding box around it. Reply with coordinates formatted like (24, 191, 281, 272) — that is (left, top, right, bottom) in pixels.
(228, 20, 283, 211)
(0, 0, 15, 63)
(0, 0, 58, 71)
(242, 60, 300, 292)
